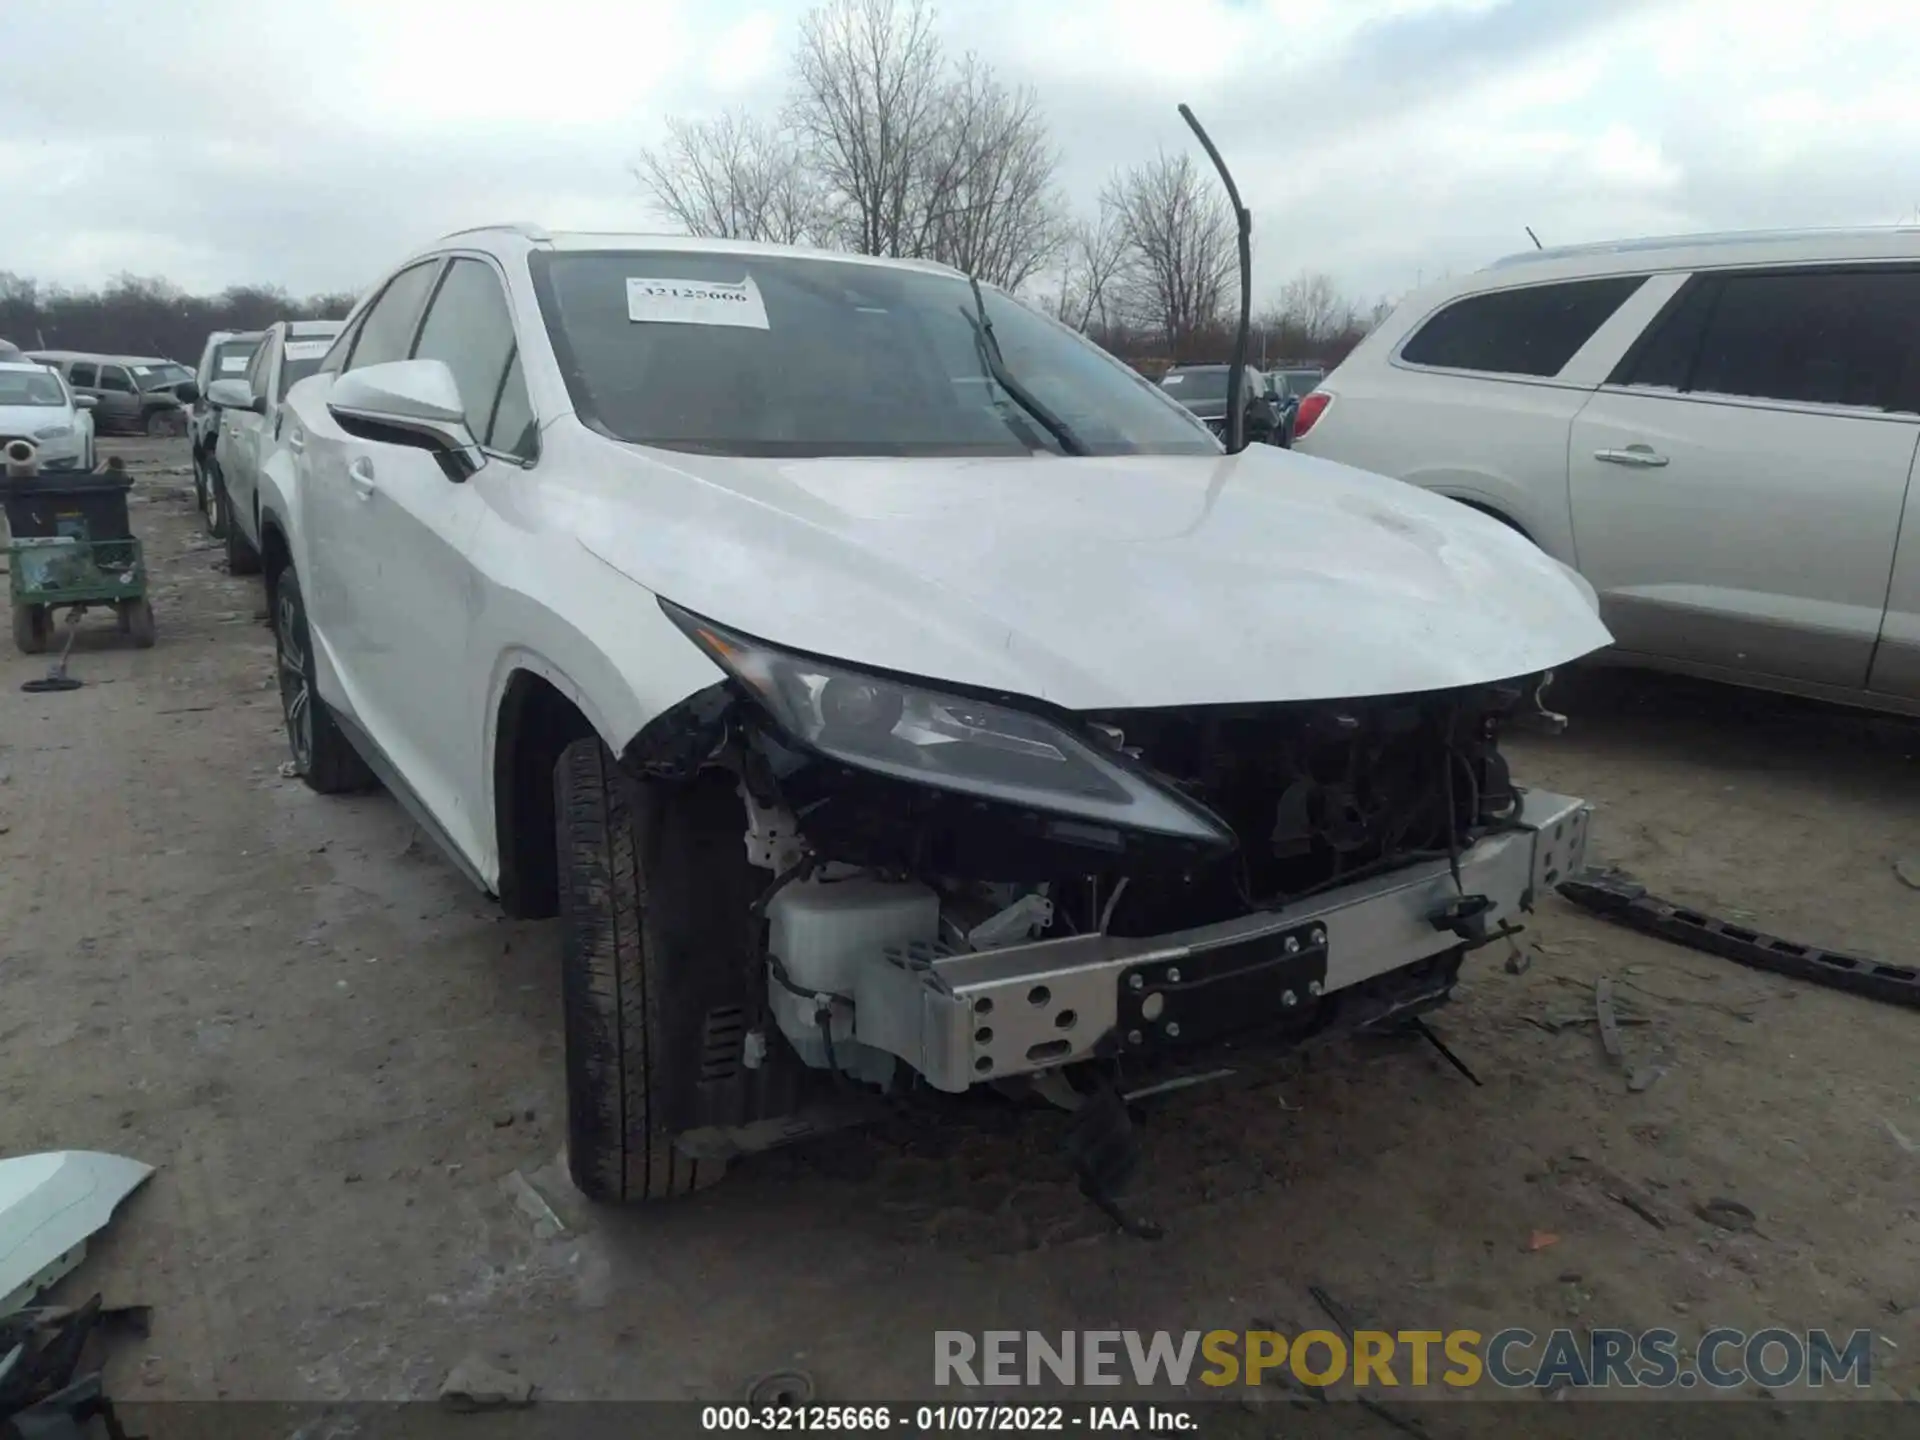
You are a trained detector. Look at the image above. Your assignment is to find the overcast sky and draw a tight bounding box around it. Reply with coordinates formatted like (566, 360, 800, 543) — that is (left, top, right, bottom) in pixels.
(3, 0, 1914, 309)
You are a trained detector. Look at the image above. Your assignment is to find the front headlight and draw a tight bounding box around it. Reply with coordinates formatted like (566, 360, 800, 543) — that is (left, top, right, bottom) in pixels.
(663, 601, 1231, 846)
(33, 425, 74, 441)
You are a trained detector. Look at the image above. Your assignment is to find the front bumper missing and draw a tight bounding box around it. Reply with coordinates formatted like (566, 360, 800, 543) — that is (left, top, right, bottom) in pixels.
(854, 788, 1590, 1092)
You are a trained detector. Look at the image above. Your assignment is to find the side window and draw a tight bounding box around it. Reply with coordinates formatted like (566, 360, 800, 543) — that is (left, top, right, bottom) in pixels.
(411, 258, 534, 458)
(68, 362, 98, 388)
(1688, 270, 1920, 412)
(345, 261, 442, 372)
(318, 316, 360, 376)
(98, 365, 134, 393)
(488, 350, 537, 460)
(244, 338, 272, 396)
(1609, 275, 1718, 391)
(1400, 277, 1647, 377)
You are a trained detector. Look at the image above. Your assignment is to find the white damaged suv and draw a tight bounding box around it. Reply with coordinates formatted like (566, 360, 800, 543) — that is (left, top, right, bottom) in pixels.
(258, 224, 1609, 1203)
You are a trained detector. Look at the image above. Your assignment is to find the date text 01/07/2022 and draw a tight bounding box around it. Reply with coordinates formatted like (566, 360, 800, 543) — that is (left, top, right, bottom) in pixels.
(698, 1404, 1199, 1432)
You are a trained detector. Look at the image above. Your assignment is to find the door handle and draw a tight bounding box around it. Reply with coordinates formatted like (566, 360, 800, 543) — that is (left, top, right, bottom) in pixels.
(348, 456, 376, 498)
(1593, 445, 1669, 469)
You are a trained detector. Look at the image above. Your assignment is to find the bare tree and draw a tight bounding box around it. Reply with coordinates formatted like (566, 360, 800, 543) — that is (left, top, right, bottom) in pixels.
(790, 0, 948, 257)
(912, 55, 1064, 289)
(1275, 270, 1358, 349)
(1102, 151, 1235, 357)
(634, 111, 823, 245)
(1051, 206, 1127, 333)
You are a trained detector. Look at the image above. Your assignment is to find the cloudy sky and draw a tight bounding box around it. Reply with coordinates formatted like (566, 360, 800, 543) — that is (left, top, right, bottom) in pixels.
(3, 0, 1914, 309)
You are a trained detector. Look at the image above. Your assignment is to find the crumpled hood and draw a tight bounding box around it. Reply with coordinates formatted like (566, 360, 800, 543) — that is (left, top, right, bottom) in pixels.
(568, 437, 1612, 711)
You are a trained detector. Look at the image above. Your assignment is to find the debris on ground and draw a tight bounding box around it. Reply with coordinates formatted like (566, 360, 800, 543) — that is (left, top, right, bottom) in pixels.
(1627, 1061, 1671, 1093)
(1896, 858, 1920, 891)
(1595, 978, 1624, 1061)
(1602, 1183, 1668, 1232)
(1306, 1284, 1358, 1339)
(1527, 1231, 1561, 1251)
(276, 759, 298, 778)
(744, 1370, 815, 1406)
(1693, 1198, 1756, 1233)
(0, 1151, 153, 1315)
(1503, 944, 1532, 975)
(500, 1169, 566, 1242)
(438, 1353, 535, 1411)
(1883, 1119, 1920, 1155)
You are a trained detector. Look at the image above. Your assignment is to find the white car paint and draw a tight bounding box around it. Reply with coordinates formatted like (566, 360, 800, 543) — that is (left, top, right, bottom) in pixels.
(0, 360, 94, 472)
(0, 1150, 152, 1316)
(1297, 226, 1920, 712)
(260, 227, 1608, 894)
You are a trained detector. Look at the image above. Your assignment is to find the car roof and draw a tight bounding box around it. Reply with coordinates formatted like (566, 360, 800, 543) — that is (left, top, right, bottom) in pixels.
(432, 223, 965, 280)
(1485, 226, 1920, 281)
(0, 360, 59, 374)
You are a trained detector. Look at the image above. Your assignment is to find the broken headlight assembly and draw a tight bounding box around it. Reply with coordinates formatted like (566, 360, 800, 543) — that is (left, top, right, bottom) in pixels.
(661, 600, 1231, 846)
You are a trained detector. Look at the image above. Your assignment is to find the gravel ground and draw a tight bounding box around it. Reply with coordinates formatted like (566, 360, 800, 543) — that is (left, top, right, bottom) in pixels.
(1, 439, 1915, 1421)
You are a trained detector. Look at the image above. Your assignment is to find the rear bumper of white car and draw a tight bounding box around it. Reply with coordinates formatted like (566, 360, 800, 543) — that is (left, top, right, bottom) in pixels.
(851, 788, 1590, 1092)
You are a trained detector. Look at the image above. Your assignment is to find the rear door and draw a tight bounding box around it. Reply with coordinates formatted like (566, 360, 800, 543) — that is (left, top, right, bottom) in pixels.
(1568, 266, 1920, 689)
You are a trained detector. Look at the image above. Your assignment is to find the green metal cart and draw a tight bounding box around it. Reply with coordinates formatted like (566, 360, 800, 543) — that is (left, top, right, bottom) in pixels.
(3, 445, 155, 653)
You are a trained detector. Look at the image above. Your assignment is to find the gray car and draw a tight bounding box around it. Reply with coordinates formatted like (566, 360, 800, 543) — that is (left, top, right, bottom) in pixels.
(27, 351, 190, 436)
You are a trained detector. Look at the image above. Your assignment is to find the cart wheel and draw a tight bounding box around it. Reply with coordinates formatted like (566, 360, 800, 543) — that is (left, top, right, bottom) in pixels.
(11, 603, 50, 655)
(124, 598, 156, 649)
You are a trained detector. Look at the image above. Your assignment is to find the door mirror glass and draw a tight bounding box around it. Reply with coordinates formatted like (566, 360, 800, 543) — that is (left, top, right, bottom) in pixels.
(327, 359, 483, 481)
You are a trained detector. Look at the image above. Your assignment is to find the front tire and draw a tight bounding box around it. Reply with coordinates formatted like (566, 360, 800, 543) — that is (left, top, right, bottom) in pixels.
(192, 450, 209, 512)
(272, 568, 375, 795)
(144, 409, 169, 438)
(554, 739, 757, 1204)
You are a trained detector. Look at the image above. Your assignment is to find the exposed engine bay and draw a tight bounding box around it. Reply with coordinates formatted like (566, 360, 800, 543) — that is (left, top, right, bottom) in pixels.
(626, 622, 1586, 1123)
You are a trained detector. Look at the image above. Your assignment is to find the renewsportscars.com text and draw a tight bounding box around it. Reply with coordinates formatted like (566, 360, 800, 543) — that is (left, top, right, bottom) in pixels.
(934, 1327, 1873, 1391)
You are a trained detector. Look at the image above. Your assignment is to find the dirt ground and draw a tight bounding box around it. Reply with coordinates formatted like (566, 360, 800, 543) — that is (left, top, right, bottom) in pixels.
(2, 439, 1916, 1417)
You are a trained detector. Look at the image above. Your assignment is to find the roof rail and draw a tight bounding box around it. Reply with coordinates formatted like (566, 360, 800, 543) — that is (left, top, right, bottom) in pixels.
(436, 221, 552, 244)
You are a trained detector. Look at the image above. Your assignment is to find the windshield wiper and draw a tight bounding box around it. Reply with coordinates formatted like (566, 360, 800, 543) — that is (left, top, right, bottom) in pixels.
(963, 273, 1087, 457)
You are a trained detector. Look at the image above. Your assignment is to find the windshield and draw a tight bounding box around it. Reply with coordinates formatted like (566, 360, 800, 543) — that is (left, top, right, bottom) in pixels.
(532, 251, 1215, 458)
(1279, 369, 1324, 397)
(1160, 367, 1231, 404)
(0, 370, 65, 406)
(134, 363, 191, 391)
(209, 340, 258, 381)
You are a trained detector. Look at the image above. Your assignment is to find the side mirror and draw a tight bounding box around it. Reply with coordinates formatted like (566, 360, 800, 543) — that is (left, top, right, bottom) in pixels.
(74, 395, 98, 411)
(326, 360, 482, 482)
(206, 378, 253, 411)
(175, 380, 201, 405)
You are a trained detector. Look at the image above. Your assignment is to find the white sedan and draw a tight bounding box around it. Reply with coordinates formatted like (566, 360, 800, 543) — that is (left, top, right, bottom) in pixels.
(0, 361, 95, 472)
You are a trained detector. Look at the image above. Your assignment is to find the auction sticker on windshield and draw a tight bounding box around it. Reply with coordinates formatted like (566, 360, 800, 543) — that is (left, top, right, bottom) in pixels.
(284, 340, 332, 361)
(626, 276, 769, 330)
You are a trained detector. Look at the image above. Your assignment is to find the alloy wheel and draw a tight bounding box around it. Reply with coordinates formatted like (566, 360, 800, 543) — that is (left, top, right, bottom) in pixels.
(275, 587, 313, 771)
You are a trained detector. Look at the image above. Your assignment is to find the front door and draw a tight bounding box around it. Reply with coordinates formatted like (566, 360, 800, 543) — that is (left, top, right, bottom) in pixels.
(1569, 266, 1920, 689)
(96, 363, 139, 432)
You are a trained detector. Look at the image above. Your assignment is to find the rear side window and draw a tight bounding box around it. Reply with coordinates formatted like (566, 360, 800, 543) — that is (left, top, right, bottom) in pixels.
(1400, 277, 1647, 377)
(68, 362, 97, 387)
(346, 261, 442, 371)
